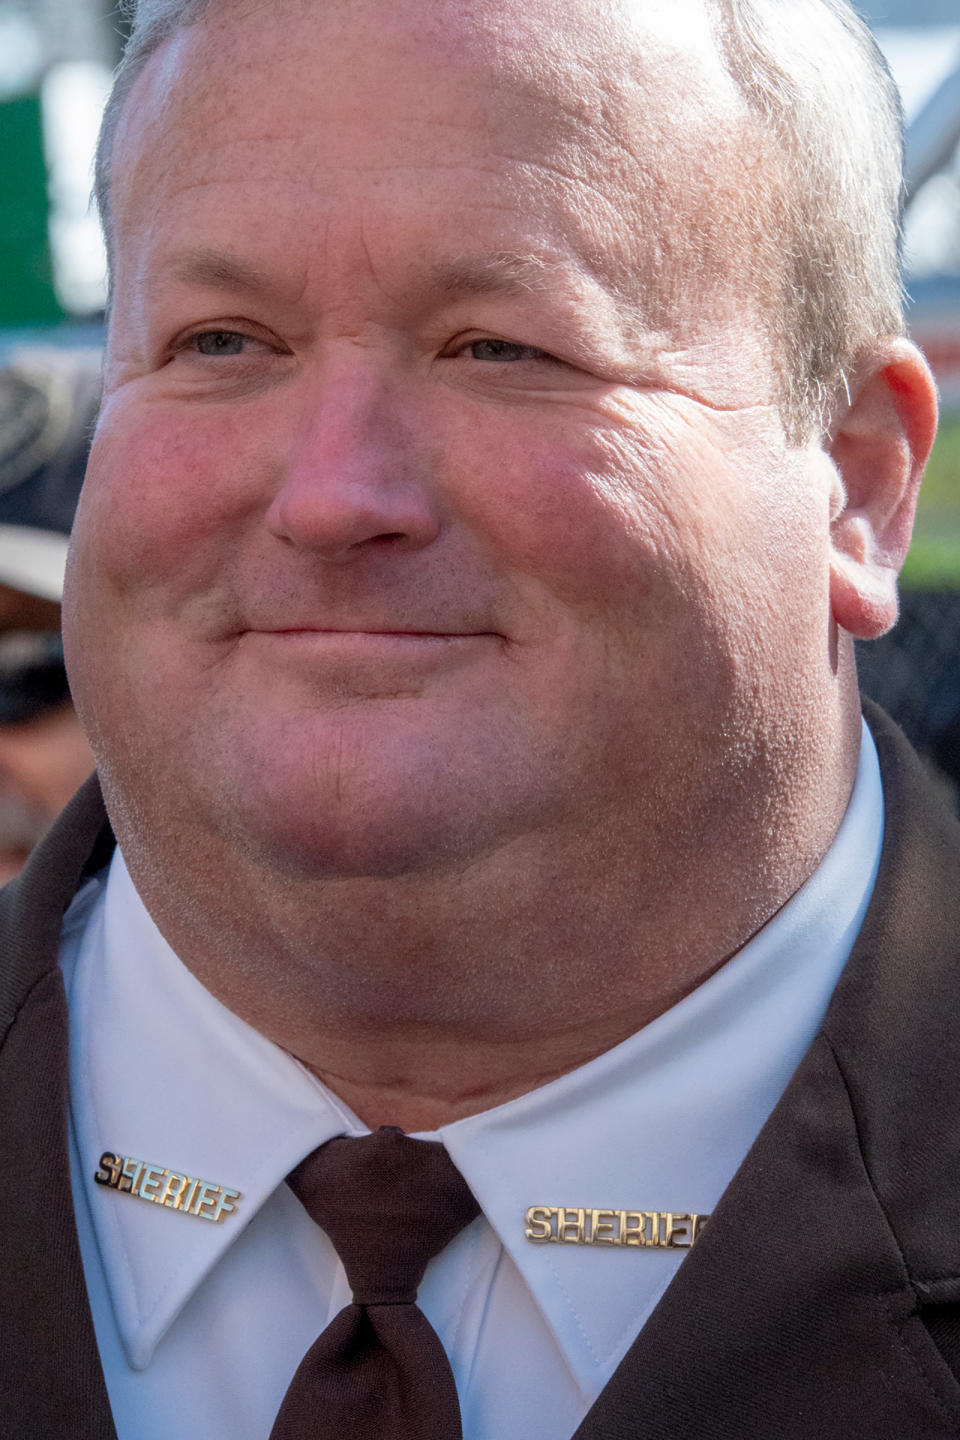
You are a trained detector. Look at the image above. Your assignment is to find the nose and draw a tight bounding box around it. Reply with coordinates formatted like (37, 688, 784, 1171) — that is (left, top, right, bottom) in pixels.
(266, 372, 441, 562)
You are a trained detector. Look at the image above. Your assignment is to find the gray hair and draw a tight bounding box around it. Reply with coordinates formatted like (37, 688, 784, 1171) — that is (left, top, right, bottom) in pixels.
(95, 0, 905, 443)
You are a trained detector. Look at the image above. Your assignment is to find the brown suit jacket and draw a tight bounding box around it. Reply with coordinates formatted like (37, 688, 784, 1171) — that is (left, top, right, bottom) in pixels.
(3, 703, 960, 1438)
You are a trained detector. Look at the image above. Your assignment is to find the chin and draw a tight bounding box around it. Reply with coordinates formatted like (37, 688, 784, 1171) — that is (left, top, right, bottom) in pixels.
(230, 795, 506, 881)
(104, 698, 570, 883)
(197, 704, 562, 880)
(204, 743, 520, 879)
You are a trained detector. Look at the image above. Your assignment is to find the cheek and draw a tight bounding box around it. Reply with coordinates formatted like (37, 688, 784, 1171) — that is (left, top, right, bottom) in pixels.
(73, 393, 277, 601)
(434, 396, 731, 621)
(440, 394, 828, 732)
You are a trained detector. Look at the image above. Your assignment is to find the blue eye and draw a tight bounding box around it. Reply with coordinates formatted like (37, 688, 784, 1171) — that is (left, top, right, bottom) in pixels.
(191, 331, 248, 356)
(469, 339, 548, 362)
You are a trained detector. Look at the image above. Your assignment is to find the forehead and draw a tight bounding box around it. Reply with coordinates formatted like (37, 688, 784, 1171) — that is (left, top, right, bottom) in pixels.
(109, 0, 750, 330)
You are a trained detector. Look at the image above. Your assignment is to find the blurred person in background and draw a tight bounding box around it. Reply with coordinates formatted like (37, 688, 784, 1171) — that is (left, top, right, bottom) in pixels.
(0, 350, 96, 880)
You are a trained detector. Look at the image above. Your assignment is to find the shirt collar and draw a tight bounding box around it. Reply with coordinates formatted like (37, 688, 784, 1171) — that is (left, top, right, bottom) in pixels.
(437, 720, 884, 1392)
(66, 857, 362, 1370)
(65, 720, 882, 1389)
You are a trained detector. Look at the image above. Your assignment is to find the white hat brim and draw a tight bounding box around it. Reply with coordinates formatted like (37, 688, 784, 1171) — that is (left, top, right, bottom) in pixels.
(0, 526, 69, 602)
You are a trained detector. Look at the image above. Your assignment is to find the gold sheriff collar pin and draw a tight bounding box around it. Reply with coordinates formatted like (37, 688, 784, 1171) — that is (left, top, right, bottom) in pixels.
(95, 1151, 242, 1224)
(525, 1205, 709, 1249)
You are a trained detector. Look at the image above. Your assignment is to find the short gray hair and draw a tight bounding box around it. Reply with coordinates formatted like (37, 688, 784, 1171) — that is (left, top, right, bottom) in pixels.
(95, 0, 216, 245)
(95, 0, 906, 443)
(712, 0, 905, 438)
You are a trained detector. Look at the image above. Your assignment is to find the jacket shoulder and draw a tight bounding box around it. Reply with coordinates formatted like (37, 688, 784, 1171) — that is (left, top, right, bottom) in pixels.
(828, 699, 960, 1282)
(0, 774, 115, 1044)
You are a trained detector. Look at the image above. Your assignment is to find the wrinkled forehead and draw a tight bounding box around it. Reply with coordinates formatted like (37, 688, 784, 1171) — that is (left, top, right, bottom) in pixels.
(109, 0, 754, 330)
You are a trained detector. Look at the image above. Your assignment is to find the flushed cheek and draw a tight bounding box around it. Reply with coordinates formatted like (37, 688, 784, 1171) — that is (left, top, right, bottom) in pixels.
(76, 395, 275, 606)
(440, 404, 721, 619)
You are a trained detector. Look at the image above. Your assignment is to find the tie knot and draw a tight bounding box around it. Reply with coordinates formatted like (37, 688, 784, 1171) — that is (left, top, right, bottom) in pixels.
(287, 1127, 480, 1306)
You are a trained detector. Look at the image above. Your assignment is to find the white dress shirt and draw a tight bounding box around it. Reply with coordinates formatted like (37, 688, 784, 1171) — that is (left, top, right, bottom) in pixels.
(60, 721, 883, 1440)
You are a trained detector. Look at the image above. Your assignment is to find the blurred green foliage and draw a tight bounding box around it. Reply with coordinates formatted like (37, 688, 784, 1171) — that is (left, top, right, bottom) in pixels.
(0, 93, 63, 327)
(905, 411, 960, 588)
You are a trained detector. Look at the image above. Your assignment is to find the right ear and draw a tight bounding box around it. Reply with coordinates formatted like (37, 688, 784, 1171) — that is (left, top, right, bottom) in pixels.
(826, 339, 938, 640)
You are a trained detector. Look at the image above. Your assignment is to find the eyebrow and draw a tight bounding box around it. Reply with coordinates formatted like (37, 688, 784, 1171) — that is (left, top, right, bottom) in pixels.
(424, 253, 650, 348)
(424, 253, 564, 299)
(162, 248, 281, 297)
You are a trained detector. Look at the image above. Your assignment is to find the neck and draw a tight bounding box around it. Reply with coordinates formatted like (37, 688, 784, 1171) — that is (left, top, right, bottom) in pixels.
(114, 713, 861, 1132)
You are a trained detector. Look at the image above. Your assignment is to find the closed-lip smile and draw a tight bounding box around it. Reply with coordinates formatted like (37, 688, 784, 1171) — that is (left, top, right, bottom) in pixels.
(237, 628, 503, 679)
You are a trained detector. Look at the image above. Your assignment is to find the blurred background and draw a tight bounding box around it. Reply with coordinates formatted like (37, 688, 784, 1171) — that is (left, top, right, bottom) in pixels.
(0, 0, 958, 870)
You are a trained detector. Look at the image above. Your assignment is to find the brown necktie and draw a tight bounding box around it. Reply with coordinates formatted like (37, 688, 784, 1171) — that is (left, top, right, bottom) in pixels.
(270, 1125, 481, 1440)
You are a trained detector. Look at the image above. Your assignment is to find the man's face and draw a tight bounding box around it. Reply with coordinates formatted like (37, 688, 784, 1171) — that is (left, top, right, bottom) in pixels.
(65, 0, 839, 883)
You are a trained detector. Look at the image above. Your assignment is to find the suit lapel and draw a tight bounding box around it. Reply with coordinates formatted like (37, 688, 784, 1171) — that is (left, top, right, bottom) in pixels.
(575, 705, 960, 1439)
(0, 777, 117, 1438)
